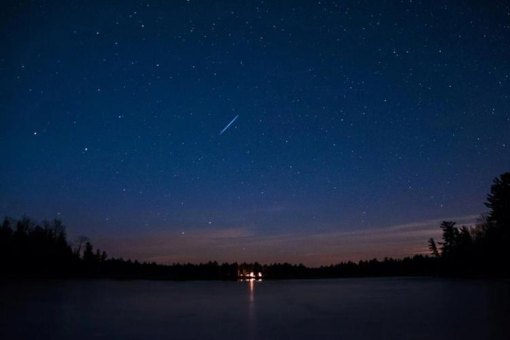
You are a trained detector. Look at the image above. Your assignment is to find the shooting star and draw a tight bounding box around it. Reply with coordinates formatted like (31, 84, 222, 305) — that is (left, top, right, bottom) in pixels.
(219, 114, 239, 135)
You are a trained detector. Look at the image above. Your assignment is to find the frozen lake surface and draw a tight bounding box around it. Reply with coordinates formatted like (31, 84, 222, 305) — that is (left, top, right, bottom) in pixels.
(1, 277, 509, 339)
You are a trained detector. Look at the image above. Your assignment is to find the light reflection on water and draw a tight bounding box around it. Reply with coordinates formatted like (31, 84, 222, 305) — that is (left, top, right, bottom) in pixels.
(247, 279, 257, 338)
(1, 278, 509, 340)
(248, 278, 255, 303)
(240, 277, 263, 337)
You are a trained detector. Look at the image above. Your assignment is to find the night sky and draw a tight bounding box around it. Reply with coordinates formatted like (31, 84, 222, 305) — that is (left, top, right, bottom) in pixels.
(1, 1, 509, 266)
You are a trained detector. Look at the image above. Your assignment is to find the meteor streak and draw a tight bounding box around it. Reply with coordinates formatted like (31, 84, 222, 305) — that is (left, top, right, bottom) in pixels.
(219, 115, 239, 135)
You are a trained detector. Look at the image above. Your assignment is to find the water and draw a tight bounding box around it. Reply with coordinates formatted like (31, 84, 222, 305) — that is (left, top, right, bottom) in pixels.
(1, 277, 509, 339)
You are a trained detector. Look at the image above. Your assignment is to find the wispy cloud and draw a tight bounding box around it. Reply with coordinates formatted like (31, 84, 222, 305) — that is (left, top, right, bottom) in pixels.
(95, 214, 480, 267)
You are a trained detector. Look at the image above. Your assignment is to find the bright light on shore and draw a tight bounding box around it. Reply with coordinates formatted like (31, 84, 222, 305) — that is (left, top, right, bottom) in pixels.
(238, 269, 263, 281)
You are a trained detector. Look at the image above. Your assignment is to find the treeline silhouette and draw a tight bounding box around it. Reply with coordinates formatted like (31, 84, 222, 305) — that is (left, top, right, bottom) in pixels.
(0, 216, 435, 280)
(1, 171, 508, 280)
(427, 172, 510, 277)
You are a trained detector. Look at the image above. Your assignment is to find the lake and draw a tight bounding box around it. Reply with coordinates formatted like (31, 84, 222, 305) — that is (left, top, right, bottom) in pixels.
(1, 277, 509, 339)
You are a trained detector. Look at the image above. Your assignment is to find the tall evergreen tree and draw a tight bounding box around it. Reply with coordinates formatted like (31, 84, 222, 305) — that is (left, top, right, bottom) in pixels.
(485, 172, 510, 229)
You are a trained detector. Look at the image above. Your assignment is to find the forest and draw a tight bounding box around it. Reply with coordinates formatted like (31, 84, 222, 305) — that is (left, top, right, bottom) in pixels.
(1, 172, 508, 280)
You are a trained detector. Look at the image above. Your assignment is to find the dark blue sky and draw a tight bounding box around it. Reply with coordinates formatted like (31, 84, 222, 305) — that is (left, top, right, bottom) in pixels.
(1, 1, 509, 265)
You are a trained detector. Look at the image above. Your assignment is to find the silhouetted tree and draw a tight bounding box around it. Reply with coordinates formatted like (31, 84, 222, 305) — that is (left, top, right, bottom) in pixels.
(83, 242, 94, 262)
(485, 172, 510, 228)
(439, 221, 458, 257)
(428, 238, 440, 257)
(483, 172, 510, 275)
(73, 235, 89, 257)
(427, 171, 510, 277)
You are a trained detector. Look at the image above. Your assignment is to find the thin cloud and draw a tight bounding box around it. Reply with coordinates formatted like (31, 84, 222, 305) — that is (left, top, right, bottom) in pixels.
(95, 214, 480, 267)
